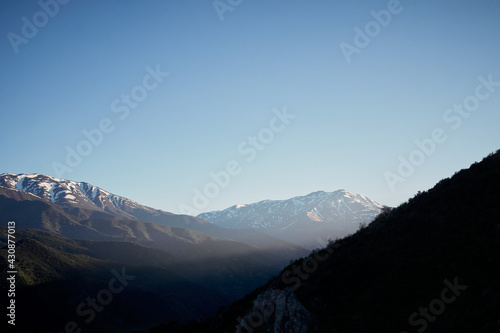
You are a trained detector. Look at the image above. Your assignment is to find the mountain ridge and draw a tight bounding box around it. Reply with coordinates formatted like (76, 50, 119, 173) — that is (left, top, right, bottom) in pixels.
(0, 173, 166, 219)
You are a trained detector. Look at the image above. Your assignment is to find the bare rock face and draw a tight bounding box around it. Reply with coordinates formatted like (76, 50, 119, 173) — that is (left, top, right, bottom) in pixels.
(237, 288, 313, 333)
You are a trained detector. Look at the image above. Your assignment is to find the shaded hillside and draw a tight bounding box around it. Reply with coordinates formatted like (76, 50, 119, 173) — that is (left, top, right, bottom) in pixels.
(0, 187, 257, 259)
(151, 150, 500, 332)
(0, 229, 231, 333)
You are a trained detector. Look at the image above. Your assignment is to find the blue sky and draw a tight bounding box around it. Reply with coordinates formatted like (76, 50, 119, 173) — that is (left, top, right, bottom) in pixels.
(1, 0, 499, 215)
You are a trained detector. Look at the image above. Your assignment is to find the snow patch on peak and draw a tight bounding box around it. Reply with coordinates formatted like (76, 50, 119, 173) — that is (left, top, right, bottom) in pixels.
(108, 194, 128, 209)
(91, 187, 100, 201)
(306, 208, 324, 222)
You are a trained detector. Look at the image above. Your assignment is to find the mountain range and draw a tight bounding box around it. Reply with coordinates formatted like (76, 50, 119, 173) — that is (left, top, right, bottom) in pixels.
(198, 189, 383, 249)
(0, 173, 307, 256)
(0, 173, 383, 250)
(3, 148, 499, 333)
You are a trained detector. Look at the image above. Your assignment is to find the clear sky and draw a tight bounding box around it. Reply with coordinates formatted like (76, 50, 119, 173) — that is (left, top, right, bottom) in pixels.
(1, 0, 499, 215)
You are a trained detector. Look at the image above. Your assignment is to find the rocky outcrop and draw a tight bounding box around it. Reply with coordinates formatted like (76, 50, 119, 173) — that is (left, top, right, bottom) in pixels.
(236, 288, 314, 333)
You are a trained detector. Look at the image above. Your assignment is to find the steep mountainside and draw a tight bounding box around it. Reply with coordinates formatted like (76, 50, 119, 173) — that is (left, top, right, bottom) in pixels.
(198, 190, 383, 249)
(153, 150, 500, 333)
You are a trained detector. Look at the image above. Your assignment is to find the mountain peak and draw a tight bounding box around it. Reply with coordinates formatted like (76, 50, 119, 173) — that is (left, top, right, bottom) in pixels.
(198, 189, 383, 249)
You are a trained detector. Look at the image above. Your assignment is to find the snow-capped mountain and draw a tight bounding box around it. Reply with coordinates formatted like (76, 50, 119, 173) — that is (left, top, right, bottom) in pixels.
(198, 190, 385, 249)
(0, 173, 158, 219)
